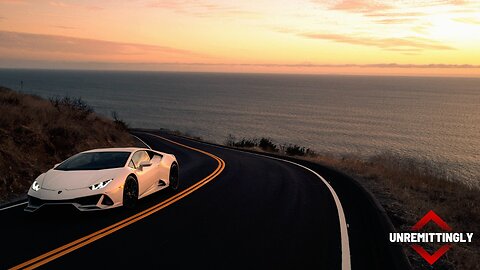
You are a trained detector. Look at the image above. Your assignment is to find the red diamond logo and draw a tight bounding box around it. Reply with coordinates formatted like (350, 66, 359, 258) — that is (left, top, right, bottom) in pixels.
(410, 210, 452, 265)
(411, 244, 451, 265)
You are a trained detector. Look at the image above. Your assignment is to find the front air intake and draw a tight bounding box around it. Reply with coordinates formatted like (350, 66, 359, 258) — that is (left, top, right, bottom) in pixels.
(101, 195, 114, 206)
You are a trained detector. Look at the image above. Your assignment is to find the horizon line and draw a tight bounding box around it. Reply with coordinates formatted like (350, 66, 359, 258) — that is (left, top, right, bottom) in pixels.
(1, 66, 480, 79)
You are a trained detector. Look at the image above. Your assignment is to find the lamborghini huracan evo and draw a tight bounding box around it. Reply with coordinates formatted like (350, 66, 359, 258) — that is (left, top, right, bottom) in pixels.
(25, 148, 179, 212)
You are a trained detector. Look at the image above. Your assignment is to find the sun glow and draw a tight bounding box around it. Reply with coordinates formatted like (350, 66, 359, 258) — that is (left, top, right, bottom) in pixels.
(0, 0, 479, 76)
(428, 15, 476, 41)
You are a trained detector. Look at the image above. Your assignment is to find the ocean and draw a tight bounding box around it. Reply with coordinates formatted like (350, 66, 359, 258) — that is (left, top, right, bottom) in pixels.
(1, 69, 479, 186)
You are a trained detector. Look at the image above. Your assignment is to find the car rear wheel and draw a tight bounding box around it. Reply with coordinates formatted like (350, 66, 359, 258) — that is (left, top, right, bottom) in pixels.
(169, 163, 179, 190)
(123, 176, 138, 209)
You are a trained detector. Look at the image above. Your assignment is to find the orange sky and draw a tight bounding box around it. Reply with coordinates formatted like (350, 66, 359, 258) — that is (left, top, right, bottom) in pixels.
(0, 0, 479, 76)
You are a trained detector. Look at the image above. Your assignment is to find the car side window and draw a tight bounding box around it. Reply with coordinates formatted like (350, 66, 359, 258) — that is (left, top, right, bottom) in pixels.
(128, 159, 136, 169)
(131, 151, 150, 168)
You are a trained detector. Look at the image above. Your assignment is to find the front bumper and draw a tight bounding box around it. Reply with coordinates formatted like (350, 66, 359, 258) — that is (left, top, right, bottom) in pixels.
(25, 194, 116, 212)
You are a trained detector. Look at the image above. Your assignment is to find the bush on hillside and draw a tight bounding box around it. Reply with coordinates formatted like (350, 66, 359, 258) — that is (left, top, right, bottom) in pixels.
(259, 138, 278, 152)
(0, 86, 134, 202)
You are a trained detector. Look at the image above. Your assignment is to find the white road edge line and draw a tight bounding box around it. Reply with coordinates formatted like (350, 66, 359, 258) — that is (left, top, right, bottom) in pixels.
(141, 132, 351, 270)
(266, 155, 351, 270)
(131, 134, 152, 149)
(0, 201, 28, 211)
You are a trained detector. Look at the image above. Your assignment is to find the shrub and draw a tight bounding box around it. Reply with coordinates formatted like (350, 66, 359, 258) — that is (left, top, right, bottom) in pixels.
(259, 138, 278, 152)
(284, 144, 309, 156)
(50, 96, 93, 120)
(234, 138, 257, 148)
(111, 111, 129, 130)
(1, 94, 20, 105)
(225, 134, 236, 147)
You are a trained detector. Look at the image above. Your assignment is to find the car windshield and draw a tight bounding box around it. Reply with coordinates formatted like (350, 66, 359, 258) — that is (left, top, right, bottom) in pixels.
(55, 151, 131, 171)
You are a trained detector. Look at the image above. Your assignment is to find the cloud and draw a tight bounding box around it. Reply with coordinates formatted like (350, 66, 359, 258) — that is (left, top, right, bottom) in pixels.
(0, 0, 26, 3)
(313, 0, 475, 21)
(148, 0, 258, 18)
(428, 0, 469, 6)
(365, 11, 425, 18)
(49, 1, 69, 8)
(454, 17, 480, 24)
(0, 31, 199, 57)
(329, 0, 392, 13)
(85, 5, 104, 11)
(299, 32, 454, 51)
(309, 1, 424, 26)
(0, 0, 28, 5)
(156, 62, 480, 69)
(321, 0, 472, 13)
(373, 18, 415, 24)
(51, 25, 78, 30)
(47, 1, 104, 11)
(272, 26, 452, 52)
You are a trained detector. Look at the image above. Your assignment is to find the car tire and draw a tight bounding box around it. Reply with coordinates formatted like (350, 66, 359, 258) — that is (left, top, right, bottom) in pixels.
(169, 163, 179, 191)
(123, 176, 138, 209)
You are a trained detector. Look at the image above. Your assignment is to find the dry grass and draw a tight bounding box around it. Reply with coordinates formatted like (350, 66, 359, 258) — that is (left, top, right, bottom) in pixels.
(0, 86, 134, 202)
(301, 153, 479, 270)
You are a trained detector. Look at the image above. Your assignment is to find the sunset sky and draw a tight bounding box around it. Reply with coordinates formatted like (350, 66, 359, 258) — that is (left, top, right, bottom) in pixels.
(1, 0, 479, 76)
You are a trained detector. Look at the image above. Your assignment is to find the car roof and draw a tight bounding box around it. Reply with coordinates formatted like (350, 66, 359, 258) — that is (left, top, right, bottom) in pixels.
(82, 147, 150, 153)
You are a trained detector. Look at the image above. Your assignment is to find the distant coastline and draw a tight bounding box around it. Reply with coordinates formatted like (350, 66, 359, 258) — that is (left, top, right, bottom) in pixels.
(1, 67, 480, 79)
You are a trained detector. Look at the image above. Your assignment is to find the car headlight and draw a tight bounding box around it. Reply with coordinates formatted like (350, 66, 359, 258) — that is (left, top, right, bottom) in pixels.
(89, 179, 113, 191)
(31, 180, 40, 191)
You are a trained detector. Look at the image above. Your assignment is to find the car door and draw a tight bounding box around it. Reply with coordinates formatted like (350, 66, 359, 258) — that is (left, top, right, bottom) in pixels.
(130, 150, 158, 196)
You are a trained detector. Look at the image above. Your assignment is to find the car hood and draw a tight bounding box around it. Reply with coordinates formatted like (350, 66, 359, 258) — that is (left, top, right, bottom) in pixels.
(40, 168, 123, 190)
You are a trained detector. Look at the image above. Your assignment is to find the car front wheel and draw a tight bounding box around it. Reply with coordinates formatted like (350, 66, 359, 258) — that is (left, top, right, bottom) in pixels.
(123, 176, 138, 209)
(169, 163, 179, 190)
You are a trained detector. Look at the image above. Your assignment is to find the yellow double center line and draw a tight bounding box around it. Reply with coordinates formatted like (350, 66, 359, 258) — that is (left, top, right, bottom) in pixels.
(11, 135, 225, 270)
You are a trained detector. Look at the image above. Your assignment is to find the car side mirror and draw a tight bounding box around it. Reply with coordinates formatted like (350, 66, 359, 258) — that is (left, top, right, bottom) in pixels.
(138, 161, 152, 170)
(150, 155, 162, 164)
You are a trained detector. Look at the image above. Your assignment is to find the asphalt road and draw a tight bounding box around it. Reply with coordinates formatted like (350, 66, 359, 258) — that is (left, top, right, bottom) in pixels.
(1, 131, 410, 269)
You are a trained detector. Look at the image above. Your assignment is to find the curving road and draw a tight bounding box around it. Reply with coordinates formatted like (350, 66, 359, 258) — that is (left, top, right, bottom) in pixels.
(0, 131, 410, 269)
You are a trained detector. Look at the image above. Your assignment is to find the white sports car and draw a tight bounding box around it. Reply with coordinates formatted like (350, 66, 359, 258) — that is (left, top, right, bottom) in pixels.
(25, 147, 179, 212)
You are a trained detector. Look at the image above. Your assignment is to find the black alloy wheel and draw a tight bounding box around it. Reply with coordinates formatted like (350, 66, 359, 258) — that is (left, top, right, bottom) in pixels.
(123, 176, 138, 209)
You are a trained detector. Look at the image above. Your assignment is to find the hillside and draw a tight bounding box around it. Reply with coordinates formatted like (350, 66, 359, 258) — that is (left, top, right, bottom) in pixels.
(0, 86, 134, 202)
